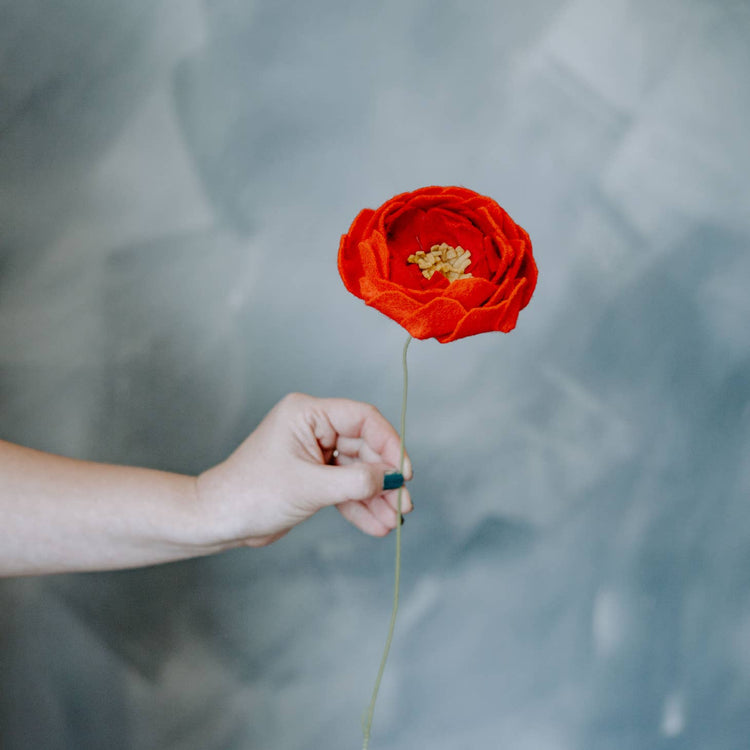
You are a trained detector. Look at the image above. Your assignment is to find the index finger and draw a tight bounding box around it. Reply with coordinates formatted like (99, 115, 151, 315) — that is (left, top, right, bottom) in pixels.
(314, 398, 412, 478)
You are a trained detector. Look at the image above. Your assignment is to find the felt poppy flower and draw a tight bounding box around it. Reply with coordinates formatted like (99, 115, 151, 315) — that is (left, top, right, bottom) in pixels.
(338, 185, 537, 343)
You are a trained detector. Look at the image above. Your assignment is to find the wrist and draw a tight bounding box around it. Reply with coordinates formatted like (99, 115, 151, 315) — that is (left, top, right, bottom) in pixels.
(191, 463, 242, 551)
(134, 470, 230, 562)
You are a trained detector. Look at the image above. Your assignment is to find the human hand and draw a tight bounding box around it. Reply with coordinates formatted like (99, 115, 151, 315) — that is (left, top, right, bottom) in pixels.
(195, 393, 413, 548)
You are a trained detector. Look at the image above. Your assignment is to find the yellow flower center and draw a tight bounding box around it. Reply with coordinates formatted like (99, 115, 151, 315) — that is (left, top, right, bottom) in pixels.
(407, 243, 472, 282)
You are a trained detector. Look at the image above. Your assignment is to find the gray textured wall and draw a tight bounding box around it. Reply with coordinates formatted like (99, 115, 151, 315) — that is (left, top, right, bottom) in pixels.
(2, 1, 749, 748)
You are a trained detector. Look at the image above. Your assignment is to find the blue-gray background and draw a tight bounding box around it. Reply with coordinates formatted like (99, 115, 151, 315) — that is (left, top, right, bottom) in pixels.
(1, 1, 749, 748)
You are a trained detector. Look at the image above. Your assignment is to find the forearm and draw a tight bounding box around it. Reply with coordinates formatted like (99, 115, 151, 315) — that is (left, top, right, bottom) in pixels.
(0, 439, 217, 577)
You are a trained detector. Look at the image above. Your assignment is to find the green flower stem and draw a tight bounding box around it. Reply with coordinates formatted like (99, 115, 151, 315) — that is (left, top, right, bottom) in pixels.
(362, 333, 412, 749)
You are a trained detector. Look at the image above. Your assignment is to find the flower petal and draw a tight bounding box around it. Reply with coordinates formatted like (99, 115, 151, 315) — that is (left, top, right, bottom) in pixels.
(440, 286, 524, 343)
(399, 296, 468, 340)
(337, 234, 364, 295)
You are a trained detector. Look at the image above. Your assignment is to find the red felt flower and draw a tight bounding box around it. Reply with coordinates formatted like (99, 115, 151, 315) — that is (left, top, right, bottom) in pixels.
(338, 186, 537, 343)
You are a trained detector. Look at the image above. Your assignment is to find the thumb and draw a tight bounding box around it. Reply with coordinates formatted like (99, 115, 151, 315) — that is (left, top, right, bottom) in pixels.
(309, 462, 400, 507)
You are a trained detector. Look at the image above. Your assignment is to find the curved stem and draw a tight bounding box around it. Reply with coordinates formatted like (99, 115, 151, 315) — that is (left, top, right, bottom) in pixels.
(362, 334, 412, 749)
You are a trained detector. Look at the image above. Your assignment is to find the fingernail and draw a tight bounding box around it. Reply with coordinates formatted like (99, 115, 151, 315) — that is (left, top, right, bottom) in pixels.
(383, 471, 404, 491)
(403, 458, 413, 480)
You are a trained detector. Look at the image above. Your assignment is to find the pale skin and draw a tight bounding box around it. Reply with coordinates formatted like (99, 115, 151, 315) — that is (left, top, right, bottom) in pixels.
(0, 393, 413, 577)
